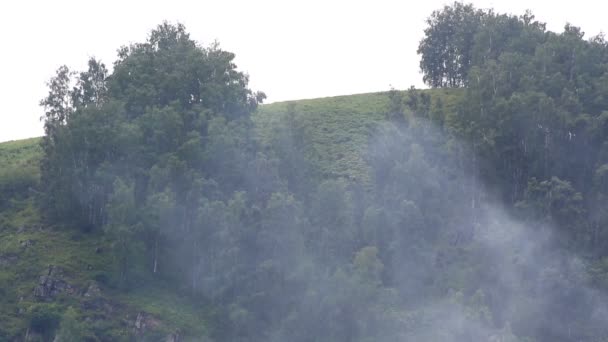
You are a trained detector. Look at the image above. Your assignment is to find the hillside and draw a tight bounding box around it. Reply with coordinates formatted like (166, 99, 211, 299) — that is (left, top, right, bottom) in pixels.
(5, 84, 608, 341)
(3, 8, 608, 341)
(0, 89, 454, 341)
(0, 139, 212, 340)
(254, 88, 463, 183)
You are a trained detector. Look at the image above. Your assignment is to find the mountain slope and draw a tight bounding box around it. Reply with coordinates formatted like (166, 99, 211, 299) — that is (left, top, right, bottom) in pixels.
(0, 138, 212, 340)
(4, 84, 606, 341)
(2, 89, 453, 341)
(254, 88, 463, 183)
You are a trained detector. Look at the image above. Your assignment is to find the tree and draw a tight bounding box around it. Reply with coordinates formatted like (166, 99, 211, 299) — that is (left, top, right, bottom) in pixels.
(105, 178, 143, 285)
(109, 22, 264, 119)
(40, 65, 73, 134)
(72, 58, 108, 108)
(418, 2, 484, 87)
(516, 177, 584, 231)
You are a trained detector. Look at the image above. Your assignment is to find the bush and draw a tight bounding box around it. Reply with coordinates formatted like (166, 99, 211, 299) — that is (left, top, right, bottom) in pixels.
(28, 303, 61, 336)
(55, 307, 87, 342)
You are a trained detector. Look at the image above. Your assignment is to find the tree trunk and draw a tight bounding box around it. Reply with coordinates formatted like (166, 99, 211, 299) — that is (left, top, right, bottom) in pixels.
(153, 235, 159, 274)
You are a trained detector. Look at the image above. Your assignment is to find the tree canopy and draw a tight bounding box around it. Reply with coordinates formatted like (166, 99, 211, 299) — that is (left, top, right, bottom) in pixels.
(21, 10, 608, 342)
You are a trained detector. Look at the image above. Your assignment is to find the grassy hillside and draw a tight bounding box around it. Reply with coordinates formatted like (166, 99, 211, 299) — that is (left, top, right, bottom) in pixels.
(0, 138, 41, 205)
(0, 141, 210, 340)
(0, 89, 459, 340)
(254, 88, 463, 183)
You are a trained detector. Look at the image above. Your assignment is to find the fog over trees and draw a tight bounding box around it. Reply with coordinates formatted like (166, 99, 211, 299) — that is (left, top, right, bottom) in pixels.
(2, 2, 608, 341)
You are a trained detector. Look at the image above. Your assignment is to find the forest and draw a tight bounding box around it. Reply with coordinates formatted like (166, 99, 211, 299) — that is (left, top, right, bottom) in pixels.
(1, 2, 608, 341)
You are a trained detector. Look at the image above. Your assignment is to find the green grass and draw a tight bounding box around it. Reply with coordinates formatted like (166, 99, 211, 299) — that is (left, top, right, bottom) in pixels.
(255, 92, 392, 184)
(0, 137, 42, 337)
(0, 137, 42, 186)
(0, 137, 42, 166)
(254, 89, 464, 184)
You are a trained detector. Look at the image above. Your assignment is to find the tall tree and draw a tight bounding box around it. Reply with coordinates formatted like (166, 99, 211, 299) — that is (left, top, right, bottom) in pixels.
(418, 2, 484, 87)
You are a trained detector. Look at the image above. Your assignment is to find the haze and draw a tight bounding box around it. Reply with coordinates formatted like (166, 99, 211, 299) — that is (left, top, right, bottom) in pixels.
(0, 0, 606, 142)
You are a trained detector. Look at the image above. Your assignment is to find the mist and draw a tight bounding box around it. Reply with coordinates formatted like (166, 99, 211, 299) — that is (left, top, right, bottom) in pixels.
(149, 100, 608, 341)
(8, 5, 608, 340)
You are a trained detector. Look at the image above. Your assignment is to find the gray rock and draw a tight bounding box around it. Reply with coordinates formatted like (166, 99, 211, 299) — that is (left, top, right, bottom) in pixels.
(19, 239, 34, 248)
(84, 282, 101, 297)
(33, 265, 75, 300)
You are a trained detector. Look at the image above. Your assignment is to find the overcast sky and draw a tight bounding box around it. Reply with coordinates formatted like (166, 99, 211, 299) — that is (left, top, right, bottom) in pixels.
(0, 0, 606, 142)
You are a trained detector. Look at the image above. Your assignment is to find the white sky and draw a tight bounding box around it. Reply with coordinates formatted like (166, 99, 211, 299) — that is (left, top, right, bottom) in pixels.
(0, 0, 606, 142)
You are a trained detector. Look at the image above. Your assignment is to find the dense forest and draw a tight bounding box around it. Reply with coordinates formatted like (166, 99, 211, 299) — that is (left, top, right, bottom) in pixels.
(2, 2, 608, 341)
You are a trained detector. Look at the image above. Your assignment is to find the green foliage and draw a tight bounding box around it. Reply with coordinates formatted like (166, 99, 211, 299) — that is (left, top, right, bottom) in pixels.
(0, 138, 41, 210)
(0, 157, 210, 340)
(38, 22, 264, 235)
(418, 2, 484, 87)
(55, 307, 88, 341)
(2, 6, 608, 341)
(254, 93, 391, 184)
(418, 2, 548, 88)
(517, 177, 584, 227)
(28, 303, 62, 337)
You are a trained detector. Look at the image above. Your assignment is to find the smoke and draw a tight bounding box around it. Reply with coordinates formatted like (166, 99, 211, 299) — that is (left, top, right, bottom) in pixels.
(177, 105, 608, 342)
(361, 119, 608, 341)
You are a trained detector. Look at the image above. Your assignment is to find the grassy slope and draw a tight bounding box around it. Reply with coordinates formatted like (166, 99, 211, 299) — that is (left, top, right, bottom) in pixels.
(255, 92, 389, 184)
(0, 139, 209, 340)
(0, 138, 41, 195)
(254, 89, 463, 183)
(0, 89, 462, 340)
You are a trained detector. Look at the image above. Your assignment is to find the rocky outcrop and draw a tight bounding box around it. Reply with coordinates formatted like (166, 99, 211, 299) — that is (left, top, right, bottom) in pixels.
(19, 239, 35, 248)
(33, 265, 75, 300)
(28, 266, 185, 340)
